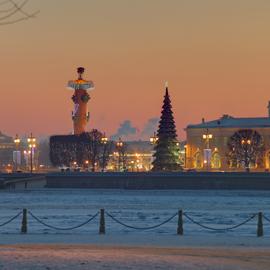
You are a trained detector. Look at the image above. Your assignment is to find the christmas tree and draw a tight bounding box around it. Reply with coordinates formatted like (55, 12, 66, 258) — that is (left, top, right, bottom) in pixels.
(152, 85, 181, 171)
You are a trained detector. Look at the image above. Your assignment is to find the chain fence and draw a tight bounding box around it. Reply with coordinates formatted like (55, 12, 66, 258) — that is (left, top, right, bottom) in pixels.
(183, 212, 257, 231)
(0, 209, 269, 237)
(28, 211, 99, 230)
(0, 211, 22, 227)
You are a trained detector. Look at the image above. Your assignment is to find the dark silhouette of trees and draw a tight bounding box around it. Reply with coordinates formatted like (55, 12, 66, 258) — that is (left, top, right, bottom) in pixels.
(49, 135, 77, 167)
(227, 129, 265, 171)
(50, 130, 113, 171)
(0, 0, 39, 26)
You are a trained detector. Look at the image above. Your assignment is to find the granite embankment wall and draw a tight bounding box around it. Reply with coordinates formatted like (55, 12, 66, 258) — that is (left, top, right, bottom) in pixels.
(46, 172, 270, 190)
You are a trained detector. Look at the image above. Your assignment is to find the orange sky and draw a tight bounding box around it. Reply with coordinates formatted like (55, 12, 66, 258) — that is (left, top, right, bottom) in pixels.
(1, 0, 270, 140)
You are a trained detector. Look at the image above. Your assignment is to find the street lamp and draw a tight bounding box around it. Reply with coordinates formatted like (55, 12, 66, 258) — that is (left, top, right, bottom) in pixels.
(149, 132, 158, 170)
(84, 160, 89, 171)
(130, 160, 135, 172)
(202, 129, 213, 171)
(241, 138, 252, 172)
(241, 139, 251, 145)
(135, 153, 141, 172)
(150, 132, 158, 145)
(202, 130, 213, 149)
(116, 138, 123, 171)
(101, 133, 108, 145)
(184, 145, 187, 168)
(27, 133, 36, 173)
(13, 134, 21, 172)
(101, 133, 108, 172)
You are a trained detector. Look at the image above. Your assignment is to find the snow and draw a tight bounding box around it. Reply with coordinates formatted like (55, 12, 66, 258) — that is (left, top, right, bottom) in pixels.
(0, 190, 270, 269)
(0, 189, 269, 236)
(0, 245, 270, 270)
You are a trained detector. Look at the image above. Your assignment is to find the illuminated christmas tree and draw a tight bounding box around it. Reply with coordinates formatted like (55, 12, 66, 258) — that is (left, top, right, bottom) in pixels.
(152, 85, 181, 171)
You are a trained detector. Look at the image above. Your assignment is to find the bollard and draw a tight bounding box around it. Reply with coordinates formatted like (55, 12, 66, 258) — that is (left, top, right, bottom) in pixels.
(99, 208, 105, 234)
(257, 212, 263, 237)
(177, 209, 183, 235)
(21, 208, 27, 234)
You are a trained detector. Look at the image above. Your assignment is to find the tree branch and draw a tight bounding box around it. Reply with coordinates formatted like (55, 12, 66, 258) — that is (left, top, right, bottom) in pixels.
(0, 0, 39, 25)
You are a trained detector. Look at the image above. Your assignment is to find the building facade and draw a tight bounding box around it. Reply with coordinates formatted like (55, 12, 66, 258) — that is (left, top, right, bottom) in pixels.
(0, 131, 15, 169)
(185, 107, 270, 171)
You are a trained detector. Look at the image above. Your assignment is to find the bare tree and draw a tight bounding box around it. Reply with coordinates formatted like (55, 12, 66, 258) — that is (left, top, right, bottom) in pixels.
(227, 129, 265, 172)
(0, 0, 39, 26)
(100, 141, 113, 172)
(82, 130, 104, 172)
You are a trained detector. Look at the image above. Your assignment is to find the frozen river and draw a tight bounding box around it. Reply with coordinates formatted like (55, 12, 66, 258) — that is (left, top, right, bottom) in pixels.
(0, 189, 269, 236)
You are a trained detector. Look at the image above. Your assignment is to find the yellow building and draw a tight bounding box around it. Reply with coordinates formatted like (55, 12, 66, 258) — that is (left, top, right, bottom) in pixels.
(185, 106, 270, 171)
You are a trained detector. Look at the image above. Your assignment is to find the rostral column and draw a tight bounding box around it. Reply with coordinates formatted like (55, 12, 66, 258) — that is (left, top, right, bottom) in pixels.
(67, 67, 94, 135)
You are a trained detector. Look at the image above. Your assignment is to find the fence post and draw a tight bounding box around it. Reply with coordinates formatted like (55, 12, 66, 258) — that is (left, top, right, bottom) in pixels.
(21, 208, 27, 234)
(257, 212, 263, 237)
(99, 208, 105, 234)
(177, 209, 183, 235)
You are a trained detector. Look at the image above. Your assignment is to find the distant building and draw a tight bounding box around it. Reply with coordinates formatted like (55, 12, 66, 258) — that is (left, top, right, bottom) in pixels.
(0, 131, 15, 168)
(107, 141, 154, 172)
(185, 103, 270, 171)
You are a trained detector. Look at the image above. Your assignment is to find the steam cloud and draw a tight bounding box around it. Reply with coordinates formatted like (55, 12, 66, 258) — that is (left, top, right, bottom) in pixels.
(111, 118, 159, 141)
(140, 117, 159, 140)
(111, 120, 138, 140)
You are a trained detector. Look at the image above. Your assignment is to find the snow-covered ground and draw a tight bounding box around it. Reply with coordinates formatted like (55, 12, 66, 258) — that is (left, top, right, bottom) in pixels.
(0, 245, 270, 270)
(0, 189, 270, 236)
(0, 189, 269, 269)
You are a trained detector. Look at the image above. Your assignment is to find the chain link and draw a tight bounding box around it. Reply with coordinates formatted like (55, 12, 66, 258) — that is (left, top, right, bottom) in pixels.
(29, 211, 99, 230)
(0, 211, 22, 227)
(263, 214, 270, 223)
(183, 212, 257, 231)
(105, 211, 178, 230)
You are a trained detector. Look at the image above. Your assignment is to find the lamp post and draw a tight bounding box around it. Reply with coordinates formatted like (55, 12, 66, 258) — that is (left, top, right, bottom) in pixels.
(202, 129, 213, 171)
(150, 132, 158, 145)
(116, 138, 123, 172)
(241, 139, 251, 172)
(13, 134, 21, 172)
(84, 160, 89, 171)
(149, 132, 158, 170)
(130, 160, 135, 172)
(184, 145, 187, 169)
(135, 153, 141, 172)
(27, 133, 36, 173)
(101, 133, 108, 172)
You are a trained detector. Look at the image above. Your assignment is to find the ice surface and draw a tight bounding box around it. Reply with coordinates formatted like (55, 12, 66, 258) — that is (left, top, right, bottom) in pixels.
(0, 189, 269, 236)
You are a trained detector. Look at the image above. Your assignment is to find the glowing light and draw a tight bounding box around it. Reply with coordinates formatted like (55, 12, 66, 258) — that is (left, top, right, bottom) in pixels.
(150, 132, 158, 144)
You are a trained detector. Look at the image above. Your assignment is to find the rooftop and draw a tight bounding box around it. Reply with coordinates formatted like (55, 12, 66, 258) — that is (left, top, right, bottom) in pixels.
(0, 132, 13, 143)
(187, 115, 270, 129)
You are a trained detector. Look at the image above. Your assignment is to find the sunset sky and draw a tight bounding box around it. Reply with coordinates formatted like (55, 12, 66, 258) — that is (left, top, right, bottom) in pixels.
(1, 0, 270, 140)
